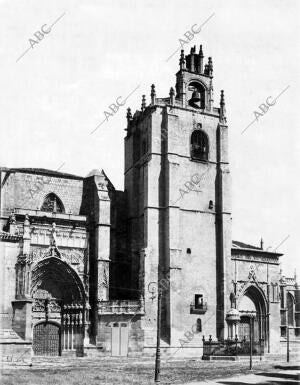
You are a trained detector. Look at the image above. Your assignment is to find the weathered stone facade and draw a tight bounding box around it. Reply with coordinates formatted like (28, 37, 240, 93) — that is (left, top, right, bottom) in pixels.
(0, 45, 299, 363)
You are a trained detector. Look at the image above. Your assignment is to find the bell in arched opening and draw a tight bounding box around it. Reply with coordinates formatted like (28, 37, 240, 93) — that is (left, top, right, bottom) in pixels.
(189, 90, 201, 109)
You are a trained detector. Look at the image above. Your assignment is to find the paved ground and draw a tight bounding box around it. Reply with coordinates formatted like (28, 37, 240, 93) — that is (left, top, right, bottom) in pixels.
(182, 365, 300, 384)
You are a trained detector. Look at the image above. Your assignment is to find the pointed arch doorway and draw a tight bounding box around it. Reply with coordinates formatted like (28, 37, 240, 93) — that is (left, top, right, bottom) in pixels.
(31, 257, 86, 356)
(238, 285, 268, 345)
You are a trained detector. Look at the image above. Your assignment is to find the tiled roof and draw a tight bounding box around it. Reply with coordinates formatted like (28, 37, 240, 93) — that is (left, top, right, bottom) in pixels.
(232, 240, 283, 256)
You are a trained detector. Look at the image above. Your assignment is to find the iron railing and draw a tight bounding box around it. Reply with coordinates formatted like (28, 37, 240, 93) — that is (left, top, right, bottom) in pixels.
(203, 335, 265, 356)
(98, 300, 144, 315)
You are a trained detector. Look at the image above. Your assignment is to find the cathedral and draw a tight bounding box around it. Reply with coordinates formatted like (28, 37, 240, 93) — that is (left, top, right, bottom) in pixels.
(0, 45, 299, 362)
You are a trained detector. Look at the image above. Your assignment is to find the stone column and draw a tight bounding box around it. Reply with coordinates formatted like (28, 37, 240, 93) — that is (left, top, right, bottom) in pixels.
(95, 172, 111, 302)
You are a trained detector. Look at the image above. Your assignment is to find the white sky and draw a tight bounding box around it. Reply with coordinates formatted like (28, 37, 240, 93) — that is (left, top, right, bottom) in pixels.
(0, 0, 299, 276)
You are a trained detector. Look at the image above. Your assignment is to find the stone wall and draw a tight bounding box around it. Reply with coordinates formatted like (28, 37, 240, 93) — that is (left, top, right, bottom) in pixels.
(0, 238, 22, 329)
(0, 169, 83, 217)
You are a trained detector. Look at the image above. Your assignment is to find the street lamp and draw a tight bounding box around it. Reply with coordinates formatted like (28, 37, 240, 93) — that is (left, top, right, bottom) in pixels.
(248, 314, 256, 370)
(286, 325, 290, 362)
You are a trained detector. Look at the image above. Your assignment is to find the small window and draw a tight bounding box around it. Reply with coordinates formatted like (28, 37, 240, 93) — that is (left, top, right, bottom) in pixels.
(195, 294, 203, 309)
(186, 248, 191, 254)
(191, 130, 209, 161)
(41, 193, 64, 213)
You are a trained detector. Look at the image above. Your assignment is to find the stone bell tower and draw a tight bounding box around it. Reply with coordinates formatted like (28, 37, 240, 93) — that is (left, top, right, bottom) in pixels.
(124, 44, 232, 354)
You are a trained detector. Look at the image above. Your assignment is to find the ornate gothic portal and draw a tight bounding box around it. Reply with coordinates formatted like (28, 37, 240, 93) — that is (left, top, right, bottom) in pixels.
(31, 257, 86, 356)
(238, 286, 268, 346)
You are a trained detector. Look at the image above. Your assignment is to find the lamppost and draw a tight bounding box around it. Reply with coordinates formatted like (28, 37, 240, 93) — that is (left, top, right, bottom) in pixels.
(249, 314, 256, 370)
(154, 288, 162, 382)
(286, 325, 290, 362)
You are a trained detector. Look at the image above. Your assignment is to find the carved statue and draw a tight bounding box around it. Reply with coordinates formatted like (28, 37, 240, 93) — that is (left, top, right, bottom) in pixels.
(50, 222, 57, 246)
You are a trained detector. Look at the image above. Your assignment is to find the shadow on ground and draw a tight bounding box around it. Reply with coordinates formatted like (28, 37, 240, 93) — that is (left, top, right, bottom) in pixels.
(220, 382, 298, 385)
(219, 369, 300, 385)
(274, 365, 300, 371)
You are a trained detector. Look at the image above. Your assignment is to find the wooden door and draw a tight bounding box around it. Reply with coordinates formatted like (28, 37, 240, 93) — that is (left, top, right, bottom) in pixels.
(33, 322, 61, 356)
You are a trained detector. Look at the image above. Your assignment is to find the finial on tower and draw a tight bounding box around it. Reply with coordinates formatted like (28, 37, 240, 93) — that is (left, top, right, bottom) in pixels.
(141, 95, 146, 112)
(199, 45, 204, 57)
(126, 107, 132, 121)
(190, 46, 196, 72)
(169, 87, 175, 105)
(199, 45, 204, 73)
(208, 78, 214, 111)
(151, 84, 156, 105)
(179, 50, 185, 70)
(126, 108, 132, 132)
(220, 90, 227, 124)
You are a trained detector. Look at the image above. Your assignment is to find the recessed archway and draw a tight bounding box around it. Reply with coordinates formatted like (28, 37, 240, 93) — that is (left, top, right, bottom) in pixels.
(31, 257, 85, 356)
(238, 285, 268, 345)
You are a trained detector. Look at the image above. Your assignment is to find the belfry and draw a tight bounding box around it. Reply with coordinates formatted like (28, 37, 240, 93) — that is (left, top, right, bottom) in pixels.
(0, 45, 299, 363)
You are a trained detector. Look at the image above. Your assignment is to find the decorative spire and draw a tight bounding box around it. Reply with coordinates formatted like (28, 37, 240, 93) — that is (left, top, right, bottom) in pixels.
(151, 84, 156, 105)
(260, 237, 264, 250)
(126, 107, 132, 133)
(126, 107, 132, 121)
(208, 57, 213, 76)
(199, 45, 204, 74)
(199, 44, 204, 58)
(179, 49, 185, 70)
(169, 87, 175, 105)
(204, 63, 209, 75)
(208, 78, 214, 111)
(190, 46, 196, 72)
(219, 90, 227, 124)
(141, 95, 146, 112)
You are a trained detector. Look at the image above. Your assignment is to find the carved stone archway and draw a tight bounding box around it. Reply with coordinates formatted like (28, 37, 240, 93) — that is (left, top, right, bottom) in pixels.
(31, 257, 86, 356)
(237, 285, 268, 345)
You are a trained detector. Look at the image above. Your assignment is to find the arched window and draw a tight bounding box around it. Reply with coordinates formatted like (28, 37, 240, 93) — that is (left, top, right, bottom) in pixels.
(287, 293, 294, 326)
(191, 129, 209, 161)
(188, 82, 206, 109)
(41, 193, 64, 213)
